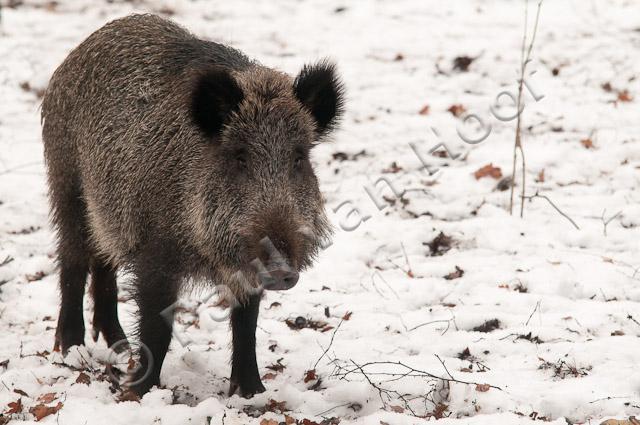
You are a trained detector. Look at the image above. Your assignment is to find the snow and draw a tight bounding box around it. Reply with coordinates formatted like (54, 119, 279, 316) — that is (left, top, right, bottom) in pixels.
(1, 0, 640, 423)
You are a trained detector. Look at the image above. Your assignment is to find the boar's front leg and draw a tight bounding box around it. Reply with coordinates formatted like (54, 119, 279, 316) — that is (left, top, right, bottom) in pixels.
(229, 292, 265, 397)
(129, 244, 180, 396)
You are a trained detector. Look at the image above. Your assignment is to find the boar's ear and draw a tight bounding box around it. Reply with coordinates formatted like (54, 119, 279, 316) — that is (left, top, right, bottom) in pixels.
(293, 60, 344, 136)
(191, 68, 244, 138)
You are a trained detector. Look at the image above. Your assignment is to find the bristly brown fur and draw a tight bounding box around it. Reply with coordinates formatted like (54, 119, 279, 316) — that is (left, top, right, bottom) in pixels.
(41, 13, 343, 397)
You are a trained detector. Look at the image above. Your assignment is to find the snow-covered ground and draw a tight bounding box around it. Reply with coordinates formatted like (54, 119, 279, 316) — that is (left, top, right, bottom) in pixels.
(1, 0, 640, 423)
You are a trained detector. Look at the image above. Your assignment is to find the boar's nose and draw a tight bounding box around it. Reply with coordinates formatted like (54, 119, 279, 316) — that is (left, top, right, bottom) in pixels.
(260, 269, 299, 291)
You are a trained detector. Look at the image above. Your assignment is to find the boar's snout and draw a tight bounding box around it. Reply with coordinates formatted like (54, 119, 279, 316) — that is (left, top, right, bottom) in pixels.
(259, 267, 299, 291)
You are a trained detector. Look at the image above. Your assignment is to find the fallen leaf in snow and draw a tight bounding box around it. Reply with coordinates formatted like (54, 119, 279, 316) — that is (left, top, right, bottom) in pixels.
(117, 390, 140, 403)
(6, 399, 23, 414)
(475, 383, 491, 392)
(444, 266, 464, 280)
(495, 176, 512, 191)
(472, 319, 501, 333)
(601, 418, 640, 425)
(37, 393, 57, 404)
(13, 389, 28, 397)
(424, 232, 454, 256)
(390, 405, 404, 413)
(418, 105, 430, 115)
(447, 104, 466, 117)
(382, 161, 403, 173)
(303, 369, 317, 383)
(611, 330, 625, 336)
(602, 82, 613, 92)
(30, 402, 63, 421)
(25, 271, 46, 282)
(432, 403, 449, 419)
(285, 316, 331, 332)
(75, 372, 91, 385)
(535, 169, 545, 183)
(474, 163, 502, 180)
(266, 358, 286, 372)
(331, 150, 367, 162)
(457, 347, 472, 360)
(617, 90, 633, 102)
(260, 419, 278, 425)
(342, 311, 352, 321)
(262, 372, 277, 380)
(263, 399, 287, 414)
(453, 56, 474, 72)
(581, 138, 595, 149)
(0, 359, 8, 369)
(284, 415, 295, 424)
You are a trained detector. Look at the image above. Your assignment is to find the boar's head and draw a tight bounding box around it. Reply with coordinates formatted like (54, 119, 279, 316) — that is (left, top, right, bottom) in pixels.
(188, 61, 344, 293)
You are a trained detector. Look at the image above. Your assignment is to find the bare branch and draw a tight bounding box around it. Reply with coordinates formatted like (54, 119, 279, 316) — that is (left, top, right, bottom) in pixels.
(314, 318, 345, 370)
(601, 209, 622, 236)
(510, 0, 543, 217)
(521, 191, 580, 230)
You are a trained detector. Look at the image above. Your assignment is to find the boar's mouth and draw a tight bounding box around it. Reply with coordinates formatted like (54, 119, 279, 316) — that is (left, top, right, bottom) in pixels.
(235, 208, 314, 290)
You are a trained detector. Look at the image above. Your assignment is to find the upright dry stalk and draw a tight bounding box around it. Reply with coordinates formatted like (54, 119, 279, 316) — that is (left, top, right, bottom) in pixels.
(509, 0, 543, 217)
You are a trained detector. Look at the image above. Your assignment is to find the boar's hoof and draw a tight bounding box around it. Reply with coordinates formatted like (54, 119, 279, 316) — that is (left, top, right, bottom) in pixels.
(228, 377, 266, 398)
(91, 321, 128, 353)
(54, 326, 85, 354)
(129, 374, 159, 397)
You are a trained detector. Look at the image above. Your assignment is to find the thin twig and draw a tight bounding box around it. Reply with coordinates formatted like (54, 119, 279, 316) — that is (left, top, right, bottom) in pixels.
(406, 319, 452, 333)
(434, 354, 454, 380)
(510, 0, 543, 217)
(601, 209, 622, 236)
(332, 359, 502, 391)
(0, 256, 13, 268)
(521, 191, 580, 230)
(314, 318, 345, 369)
(627, 314, 640, 327)
(524, 300, 541, 326)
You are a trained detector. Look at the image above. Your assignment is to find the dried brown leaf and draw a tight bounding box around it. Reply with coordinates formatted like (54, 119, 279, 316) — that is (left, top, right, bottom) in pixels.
(6, 399, 23, 415)
(303, 369, 317, 383)
(475, 383, 491, 392)
(474, 163, 502, 180)
(37, 393, 56, 404)
(447, 104, 466, 117)
(30, 402, 63, 421)
(75, 372, 91, 385)
(581, 138, 594, 149)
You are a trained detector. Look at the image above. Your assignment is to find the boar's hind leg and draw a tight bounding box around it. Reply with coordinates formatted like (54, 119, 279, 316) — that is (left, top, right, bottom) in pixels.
(90, 260, 127, 351)
(229, 293, 266, 397)
(129, 244, 180, 396)
(51, 176, 90, 353)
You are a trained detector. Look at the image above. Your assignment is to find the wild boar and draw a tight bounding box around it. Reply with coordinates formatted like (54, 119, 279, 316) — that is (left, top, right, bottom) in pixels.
(41, 13, 343, 396)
